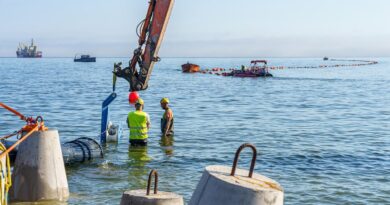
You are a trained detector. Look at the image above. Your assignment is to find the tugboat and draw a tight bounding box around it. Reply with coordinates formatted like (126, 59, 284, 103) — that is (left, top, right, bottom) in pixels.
(182, 62, 200, 73)
(74, 54, 96, 62)
(225, 60, 272, 77)
(16, 39, 42, 58)
(323, 57, 329, 61)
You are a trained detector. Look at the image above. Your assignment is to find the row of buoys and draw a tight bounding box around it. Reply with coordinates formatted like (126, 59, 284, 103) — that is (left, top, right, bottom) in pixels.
(196, 59, 378, 75)
(201, 68, 235, 73)
(269, 59, 378, 70)
(203, 68, 232, 72)
(120, 143, 284, 205)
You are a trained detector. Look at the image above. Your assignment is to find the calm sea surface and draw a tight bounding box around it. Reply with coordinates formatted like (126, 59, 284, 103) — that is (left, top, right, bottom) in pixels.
(1, 57, 389, 204)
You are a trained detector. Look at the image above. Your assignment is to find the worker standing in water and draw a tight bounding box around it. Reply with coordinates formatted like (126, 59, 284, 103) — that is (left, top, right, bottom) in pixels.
(127, 98, 150, 146)
(160, 98, 174, 137)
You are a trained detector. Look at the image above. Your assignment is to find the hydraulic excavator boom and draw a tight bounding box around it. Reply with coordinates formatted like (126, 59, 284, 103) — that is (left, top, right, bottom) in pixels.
(113, 0, 174, 91)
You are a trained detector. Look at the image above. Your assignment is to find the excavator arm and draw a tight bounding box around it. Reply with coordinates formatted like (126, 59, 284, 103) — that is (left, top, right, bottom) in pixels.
(113, 0, 174, 91)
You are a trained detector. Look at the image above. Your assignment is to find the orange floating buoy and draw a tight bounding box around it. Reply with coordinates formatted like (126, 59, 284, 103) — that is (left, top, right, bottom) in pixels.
(129, 92, 139, 104)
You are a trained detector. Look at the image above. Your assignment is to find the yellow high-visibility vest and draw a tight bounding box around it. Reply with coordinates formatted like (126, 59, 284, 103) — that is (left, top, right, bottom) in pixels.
(128, 111, 148, 140)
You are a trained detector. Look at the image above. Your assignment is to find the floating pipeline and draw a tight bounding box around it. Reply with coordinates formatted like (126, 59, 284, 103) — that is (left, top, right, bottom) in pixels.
(62, 137, 104, 164)
(2, 137, 103, 165)
(195, 59, 378, 77)
(268, 59, 378, 70)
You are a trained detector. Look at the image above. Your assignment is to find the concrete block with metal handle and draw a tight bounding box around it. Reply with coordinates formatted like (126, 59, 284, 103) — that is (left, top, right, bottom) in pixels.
(120, 169, 183, 205)
(9, 129, 69, 202)
(189, 143, 284, 205)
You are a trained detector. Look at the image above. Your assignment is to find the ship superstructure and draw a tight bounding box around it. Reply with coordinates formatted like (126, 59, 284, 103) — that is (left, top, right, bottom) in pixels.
(16, 39, 42, 58)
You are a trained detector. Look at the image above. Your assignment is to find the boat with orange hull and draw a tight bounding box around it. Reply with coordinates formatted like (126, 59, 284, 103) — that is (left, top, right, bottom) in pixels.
(182, 62, 200, 73)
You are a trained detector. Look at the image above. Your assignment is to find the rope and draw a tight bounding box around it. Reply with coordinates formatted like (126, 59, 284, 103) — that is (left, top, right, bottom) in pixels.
(0, 142, 11, 205)
(0, 130, 22, 141)
(0, 102, 26, 121)
(0, 125, 39, 160)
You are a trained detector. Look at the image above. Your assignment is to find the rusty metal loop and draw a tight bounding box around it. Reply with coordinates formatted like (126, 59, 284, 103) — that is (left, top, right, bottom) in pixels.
(230, 143, 257, 178)
(146, 169, 158, 195)
(35, 116, 44, 129)
(35, 116, 44, 123)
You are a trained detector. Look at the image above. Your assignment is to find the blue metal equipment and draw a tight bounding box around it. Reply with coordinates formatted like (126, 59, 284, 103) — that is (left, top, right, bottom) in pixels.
(100, 92, 117, 144)
(100, 73, 122, 144)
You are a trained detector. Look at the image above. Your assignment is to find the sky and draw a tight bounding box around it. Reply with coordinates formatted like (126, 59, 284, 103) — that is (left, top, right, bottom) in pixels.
(1, 0, 390, 57)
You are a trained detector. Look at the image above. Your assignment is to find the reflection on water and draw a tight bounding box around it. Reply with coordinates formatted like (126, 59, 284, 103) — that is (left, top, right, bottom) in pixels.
(128, 145, 151, 164)
(126, 145, 152, 190)
(159, 135, 174, 156)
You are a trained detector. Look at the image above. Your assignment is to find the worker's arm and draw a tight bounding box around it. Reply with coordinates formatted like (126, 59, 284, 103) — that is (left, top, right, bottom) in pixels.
(146, 114, 151, 130)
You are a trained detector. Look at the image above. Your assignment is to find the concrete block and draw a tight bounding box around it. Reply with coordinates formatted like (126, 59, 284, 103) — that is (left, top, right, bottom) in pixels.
(120, 190, 183, 205)
(10, 129, 69, 202)
(189, 165, 284, 205)
(120, 169, 183, 205)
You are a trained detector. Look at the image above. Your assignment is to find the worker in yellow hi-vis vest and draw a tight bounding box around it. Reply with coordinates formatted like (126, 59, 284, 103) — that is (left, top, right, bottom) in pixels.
(127, 98, 151, 146)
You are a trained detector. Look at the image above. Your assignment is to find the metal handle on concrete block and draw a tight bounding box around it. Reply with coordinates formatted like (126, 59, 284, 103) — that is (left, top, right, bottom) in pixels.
(146, 169, 158, 195)
(35, 116, 43, 123)
(231, 143, 257, 178)
(35, 116, 48, 131)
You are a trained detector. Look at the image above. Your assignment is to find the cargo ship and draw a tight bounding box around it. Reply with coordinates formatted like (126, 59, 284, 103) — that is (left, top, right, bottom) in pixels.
(16, 39, 42, 58)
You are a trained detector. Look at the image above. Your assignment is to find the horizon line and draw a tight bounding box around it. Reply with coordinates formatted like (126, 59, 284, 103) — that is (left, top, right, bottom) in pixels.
(0, 56, 388, 59)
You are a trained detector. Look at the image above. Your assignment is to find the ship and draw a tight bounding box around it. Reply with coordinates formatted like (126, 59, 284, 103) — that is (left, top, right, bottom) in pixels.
(16, 39, 42, 58)
(74, 54, 96, 62)
(223, 60, 273, 77)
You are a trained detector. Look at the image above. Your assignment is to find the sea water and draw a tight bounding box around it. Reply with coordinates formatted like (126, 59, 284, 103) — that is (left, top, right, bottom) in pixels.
(0, 57, 389, 204)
